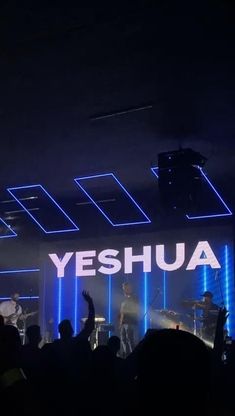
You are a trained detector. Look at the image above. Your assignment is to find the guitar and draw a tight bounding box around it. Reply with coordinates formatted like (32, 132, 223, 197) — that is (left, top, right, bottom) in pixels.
(4, 311, 38, 325)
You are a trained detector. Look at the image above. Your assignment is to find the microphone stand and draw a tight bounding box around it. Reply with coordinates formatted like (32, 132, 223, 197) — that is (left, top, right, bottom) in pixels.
(216, 271, 225, 307)
(142, 289, 161, 328)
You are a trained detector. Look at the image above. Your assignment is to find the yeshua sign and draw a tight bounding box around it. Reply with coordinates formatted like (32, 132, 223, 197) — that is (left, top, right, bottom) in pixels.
(48, 241, 221, 278)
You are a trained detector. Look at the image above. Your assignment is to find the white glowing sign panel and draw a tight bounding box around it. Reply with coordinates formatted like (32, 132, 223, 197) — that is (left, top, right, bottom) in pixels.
(48, 240, 221, 278)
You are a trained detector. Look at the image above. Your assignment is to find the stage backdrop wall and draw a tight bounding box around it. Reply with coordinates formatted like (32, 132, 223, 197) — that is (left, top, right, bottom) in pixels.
(40, 225, 235, 340)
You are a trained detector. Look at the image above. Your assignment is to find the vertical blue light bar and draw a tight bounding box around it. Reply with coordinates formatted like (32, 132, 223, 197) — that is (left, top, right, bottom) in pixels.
(224, 245, 230, 333)
(144, 272, 148, 333)
(74, 276, 78, 334)
(58, 277, 62, 336)
(163, 271, 166, 309)
(108, 275, 112, 336)
(203, 266, 207, 292)
(108, 275, 112, 323)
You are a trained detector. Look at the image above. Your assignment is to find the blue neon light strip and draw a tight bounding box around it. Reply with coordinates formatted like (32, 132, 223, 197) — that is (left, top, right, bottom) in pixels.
(0, 268, 40, 274)
(144, 272, 148, 333)
(203, 266, 207, 292)
(74, 277, 78, 334)
(163, 271, 166, 309)
(58, 278, 62, 330)
(0, 218, 17, 238)
(0, 296, 39, 300)
(74, 173, 151, 226)
(7, 184, 80, 234)
(151, 166, 232, 219)
(107, 275, 112, 336)
(224, 245, 230, 332)
(108, 275, 112, 324)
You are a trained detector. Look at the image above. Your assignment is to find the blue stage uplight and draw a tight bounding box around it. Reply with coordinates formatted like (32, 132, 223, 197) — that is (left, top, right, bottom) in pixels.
(203, 265, 207, 292)
(7, 184, 79, 234)
(163, 271, 166, 309)
(58, 278, 62, 335)
(74, 173, 151, 226)
(224, 245, 230, 333)
(144, 272, 148, 333)
(74, 276, 78, 334)
(108, 275, 112, 324)
(108, 275, 112, 336)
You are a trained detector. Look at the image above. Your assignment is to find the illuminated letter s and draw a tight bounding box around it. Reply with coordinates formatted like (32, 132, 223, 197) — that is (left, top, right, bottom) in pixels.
(98, 249, 121, 275)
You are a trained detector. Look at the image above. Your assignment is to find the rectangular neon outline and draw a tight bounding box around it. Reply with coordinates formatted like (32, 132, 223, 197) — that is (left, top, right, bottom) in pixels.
(151, 166, 232, 219)
(7, 184, 79, 234)
(0, 218, 17, 238)
(144, 272, 148, 333)
(151, 166, 159, 179)
(74, 173, 151, 226)
(224, 245, 230, 333)
(0, 268, 40, 274)
(0, 296, 39, 300)
(187, 167, 232, 219)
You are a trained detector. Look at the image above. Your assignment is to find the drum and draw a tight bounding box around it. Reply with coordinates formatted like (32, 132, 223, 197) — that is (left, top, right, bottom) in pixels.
(150, 309, 189, 331)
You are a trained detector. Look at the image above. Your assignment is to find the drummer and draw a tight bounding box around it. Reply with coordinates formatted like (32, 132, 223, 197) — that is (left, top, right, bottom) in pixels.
(194, 291, 219, 341)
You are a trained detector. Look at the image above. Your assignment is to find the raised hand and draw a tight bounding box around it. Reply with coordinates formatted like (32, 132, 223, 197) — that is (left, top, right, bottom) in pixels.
(213, 306, 229, 360)
(82, 290, 92, 303)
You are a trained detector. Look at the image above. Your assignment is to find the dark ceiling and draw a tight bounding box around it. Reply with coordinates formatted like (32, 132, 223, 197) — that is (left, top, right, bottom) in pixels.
(0, 1, 234, 244)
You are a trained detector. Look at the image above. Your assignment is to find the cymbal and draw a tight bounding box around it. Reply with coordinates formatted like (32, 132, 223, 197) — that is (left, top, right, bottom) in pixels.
(182, 299, 200, 306)
(152, 309, 181, 317)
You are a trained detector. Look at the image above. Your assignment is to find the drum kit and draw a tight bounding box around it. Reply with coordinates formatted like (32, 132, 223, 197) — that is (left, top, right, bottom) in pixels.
(151, 299, 219, 337)
(150, 309, 190, 332)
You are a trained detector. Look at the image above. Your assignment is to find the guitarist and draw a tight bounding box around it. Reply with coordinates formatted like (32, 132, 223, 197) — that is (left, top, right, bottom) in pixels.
(0, 292, 23, 327)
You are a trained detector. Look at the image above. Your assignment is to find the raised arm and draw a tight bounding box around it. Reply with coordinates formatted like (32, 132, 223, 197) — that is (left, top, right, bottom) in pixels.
(76, 290, 95, 340)
(213, 307, 229, 362)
